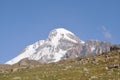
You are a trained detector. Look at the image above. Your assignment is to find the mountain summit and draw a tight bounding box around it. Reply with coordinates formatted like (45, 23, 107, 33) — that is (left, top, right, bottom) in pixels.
(6, 28, 112, 65)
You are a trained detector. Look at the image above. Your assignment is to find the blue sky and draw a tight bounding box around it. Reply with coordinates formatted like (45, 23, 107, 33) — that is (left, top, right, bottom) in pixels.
(0, 0, 120, 64)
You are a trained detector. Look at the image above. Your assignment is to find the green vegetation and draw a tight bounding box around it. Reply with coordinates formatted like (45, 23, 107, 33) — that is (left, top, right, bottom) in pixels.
(0, 50, 120, 80)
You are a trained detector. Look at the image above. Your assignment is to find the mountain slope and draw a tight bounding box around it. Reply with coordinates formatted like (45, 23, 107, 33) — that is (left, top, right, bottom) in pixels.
(1, 49, 120, 80)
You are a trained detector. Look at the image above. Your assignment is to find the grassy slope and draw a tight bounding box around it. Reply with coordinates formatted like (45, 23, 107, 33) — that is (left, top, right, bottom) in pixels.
(0, 50, 120, 80)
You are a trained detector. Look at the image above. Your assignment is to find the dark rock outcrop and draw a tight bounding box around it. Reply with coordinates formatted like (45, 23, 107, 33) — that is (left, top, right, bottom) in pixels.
(110, 44, 120, 51)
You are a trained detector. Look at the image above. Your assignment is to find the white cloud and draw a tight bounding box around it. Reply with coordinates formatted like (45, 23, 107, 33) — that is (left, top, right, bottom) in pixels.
(102, 26, 112, 39)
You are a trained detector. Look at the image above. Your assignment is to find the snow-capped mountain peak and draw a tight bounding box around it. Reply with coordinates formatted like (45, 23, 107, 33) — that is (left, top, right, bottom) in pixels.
(6, 28, 83, 65)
